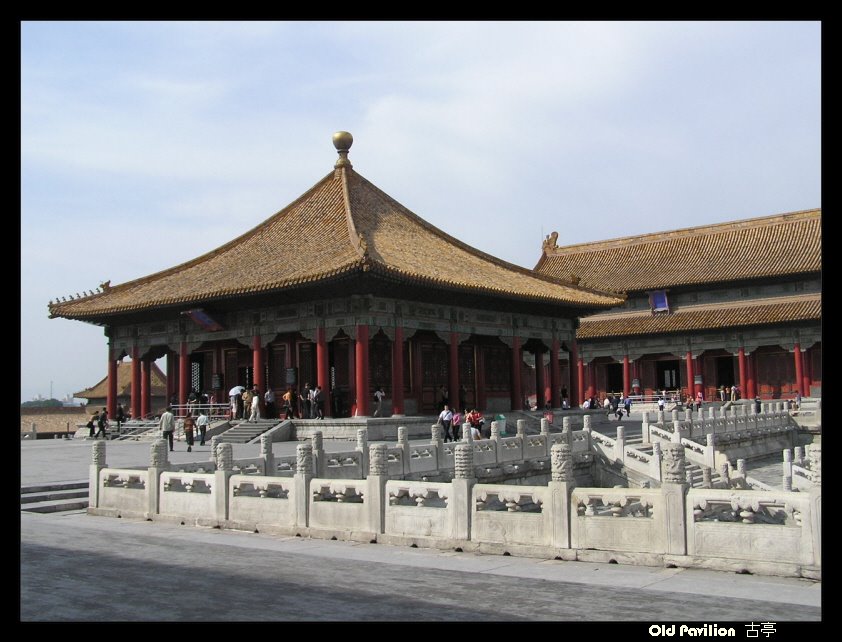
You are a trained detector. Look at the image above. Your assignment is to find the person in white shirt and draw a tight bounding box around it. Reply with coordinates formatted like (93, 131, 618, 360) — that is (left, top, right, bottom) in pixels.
(373, 386, 385, 417)
(196, 410, 209, 446)
(438, 405, 453, 442)
(159, 406, 175, 452)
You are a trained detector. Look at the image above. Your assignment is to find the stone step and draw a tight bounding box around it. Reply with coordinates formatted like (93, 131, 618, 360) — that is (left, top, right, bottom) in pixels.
(21, 481, 88, 495)
(21, 481, 90, 514)
(21, 488, 89, 504)
(21, 498, 89, 514)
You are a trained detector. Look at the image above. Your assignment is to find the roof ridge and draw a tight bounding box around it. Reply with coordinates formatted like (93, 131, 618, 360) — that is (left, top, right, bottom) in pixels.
(348, 171, 623, 303)
(545, 208, 821, 256)
(51, 170, 341, 312)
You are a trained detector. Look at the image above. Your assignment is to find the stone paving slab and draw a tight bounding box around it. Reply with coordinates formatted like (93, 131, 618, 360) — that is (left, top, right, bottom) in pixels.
(21, 511, 821, 622)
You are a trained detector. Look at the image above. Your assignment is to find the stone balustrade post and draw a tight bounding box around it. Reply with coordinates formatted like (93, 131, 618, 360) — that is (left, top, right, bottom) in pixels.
(210, 436, 221, 463)
(671, 409, 679, 424)
(650, 441, 663, 482)
(702, 466, 712, 489)
(490, 420, 501, 462)
(312, 431, 325, 478)
(641, 414, 650, 443)
(782, 449, 793, 491)
(704, 433, 716, 469)
(736, 458, 747, 478)
(356, 428, 369, 477)
(368, 444, 389, 535)
(516, 419, 527, 440)
(684, 408, 692, 422)
(397, 426, 410, 475)
(708, 407, 716, 420)
(89, 440, 107, 509)
(147, 439, 169, 518)
(808, 443, 821, 486)
(671, 421, 683, 443)
(463, 422, 473, 442)
(214, 443, 234, 524)
(794, 446, 804, 467)
(550, 443, 575, 549)
(582, 415, 592, 433)
(660, 442, 688, 555)
(540, 418, 550, 456)
(657, 410, 665, 424)
(614, 425, 625, 462)
(260, 433, 275, 476)
(452, 443, 476, 542)
(719, 461, 731, 487)
(430, 423, 443, 469)
(294, 444, 313, 529)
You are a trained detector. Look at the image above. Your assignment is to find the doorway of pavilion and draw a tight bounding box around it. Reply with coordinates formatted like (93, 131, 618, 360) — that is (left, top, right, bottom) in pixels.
(656, 359, 681, 393)
(604, 362, 623, 396)
(328, 330, 352, 417)
(753, 345, 797, 399)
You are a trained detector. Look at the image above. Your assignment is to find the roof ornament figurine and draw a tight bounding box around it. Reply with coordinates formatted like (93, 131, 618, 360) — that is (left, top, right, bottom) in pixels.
(100, 280, 111, 292)
(543, 231, 559, 252)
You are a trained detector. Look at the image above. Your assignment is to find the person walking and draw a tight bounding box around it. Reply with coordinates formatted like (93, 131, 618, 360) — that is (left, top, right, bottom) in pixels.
(183, 414, 195, 452)
(196, 409, 209, 446)
(159, 406, 176, 452)
(95, 408, 109, 439)
(87, 411, 99, 439)
(313, 386, 324, 419)
(250, 387, 261, 422)
(115, 403, 126, 430)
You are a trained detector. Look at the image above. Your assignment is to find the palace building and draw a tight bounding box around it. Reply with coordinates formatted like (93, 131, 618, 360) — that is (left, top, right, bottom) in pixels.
(48, 133, 623, 420)
(535, 209, 821, 404)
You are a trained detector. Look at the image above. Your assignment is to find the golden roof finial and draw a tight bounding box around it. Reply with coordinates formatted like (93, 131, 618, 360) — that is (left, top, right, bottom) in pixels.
(333, 131, 353, 168)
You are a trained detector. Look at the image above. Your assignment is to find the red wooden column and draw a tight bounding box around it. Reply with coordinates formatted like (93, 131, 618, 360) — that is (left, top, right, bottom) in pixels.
(355, 324, 370, 416)
(348, 338, 356, 415)
(685, 351, 694, 401)
(550, 339, 561, 408)
(166, 352, 176, 402)
(622, 355, 631, 398)
(252, 335, 264, 396)
(693, 357, 703, 397)
(141, 357, 151, 418)
(179, 341, 189, 407)
(737, 348, 747, 400)
(449, 332, 460, 412)
(316, 327, 331, 418)
(793, 343, 804, 397)
(510, 336, 523, 412)
(585, 362, 596, 400)
(106, 346, 118, 418)
(534, 349, 545, 408)
(130, 346, 141, 421)
(746, 352, 756, 399)
(476, 345, 487, 410)
(802, 347, 813, 397)
(391, 326, 405, 415)
(577, 357, 585, 406)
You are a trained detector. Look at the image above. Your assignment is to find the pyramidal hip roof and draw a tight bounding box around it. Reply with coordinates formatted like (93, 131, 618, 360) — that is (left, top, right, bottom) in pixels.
(48, 133, 623, 323)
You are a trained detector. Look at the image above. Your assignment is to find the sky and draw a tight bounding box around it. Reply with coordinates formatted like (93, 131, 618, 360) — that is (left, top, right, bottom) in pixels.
(20, 21, 821, 403)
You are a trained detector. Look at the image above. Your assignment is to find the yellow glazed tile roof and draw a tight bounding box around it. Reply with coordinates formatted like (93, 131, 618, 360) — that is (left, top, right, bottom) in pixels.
(536, 209, 821, 292)
(49, 166, 623, 322)
(576, 294, 821, 339)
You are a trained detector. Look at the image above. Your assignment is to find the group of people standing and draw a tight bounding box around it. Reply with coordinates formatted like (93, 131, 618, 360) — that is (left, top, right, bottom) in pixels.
(230, 384, 325, 422)
(437, 405, 486, 442)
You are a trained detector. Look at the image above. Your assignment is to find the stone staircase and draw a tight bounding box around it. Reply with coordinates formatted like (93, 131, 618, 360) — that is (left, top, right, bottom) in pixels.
(21, 481, 89, 514)
(214, 419, 281, 444)
(631, 443, 724, 488)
